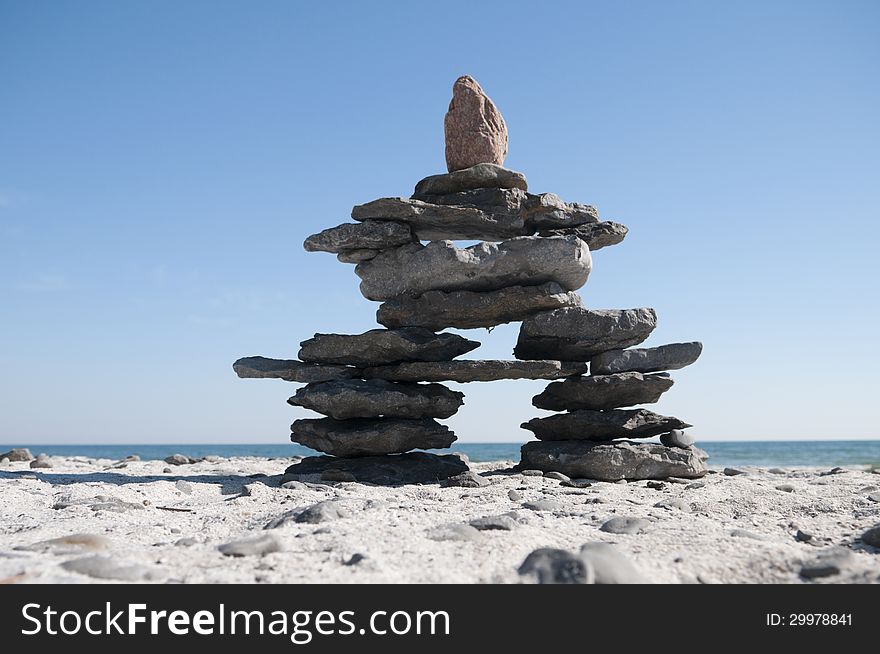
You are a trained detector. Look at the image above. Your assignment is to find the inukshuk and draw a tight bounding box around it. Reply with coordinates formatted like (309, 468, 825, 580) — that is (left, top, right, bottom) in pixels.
(234, 75, 707, 484)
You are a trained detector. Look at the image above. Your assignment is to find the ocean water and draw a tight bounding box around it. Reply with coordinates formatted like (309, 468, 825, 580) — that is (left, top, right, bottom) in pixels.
(2, 441, 879, 469)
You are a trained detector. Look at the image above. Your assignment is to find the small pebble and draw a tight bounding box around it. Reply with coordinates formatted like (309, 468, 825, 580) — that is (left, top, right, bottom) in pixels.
(218, 534, 282, 557)
(775, 484, 796, 493)
(522, 499, 562, 512)
(646, 481, 665, 490)
(723, 467, 746, 476)
(795, 530, 814, 543)
(600, 517, 651, 535)
(518, 548, 593, 585)
(543, 471, 570, 482)
(520, 469, 544, 477)
(175, 480, 193, 495)
(508, 489, 522, 501)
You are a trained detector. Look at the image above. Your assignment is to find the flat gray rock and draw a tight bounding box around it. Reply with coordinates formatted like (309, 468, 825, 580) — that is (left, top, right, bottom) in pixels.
(376, 282, 583, 331)
(288, 379, 464, 419)
(265, 500, 351, 527)
(522, 498, 562, 511)
(600, 516, 652, 534)
(413, 186, 527, 209)
(218, 534, 282, 557)
(413, 163, 527, 197)
(654, 498, 691, 512)
(538, 221, 628, 251)
(660, 429, 695, 448)
(469, 515, 518, 531)
(30, 454, 52, 469)
(363, 359, 587, 383)
(515, 308, 657, 361)
(0, 448, 32, 462)
(800, 548, 853, 579)
(61, 556, 158, 581)
(234, 356, 357, 383)
(290, 417, 456, 457)
(298, 328, 479, 367)
(522, 408, 691, 441)
(520, 440, 708, 481)
(444, 470, 490, 488)
(861, 524, 880, 547)
(304, 220, 413, 254)
(518, 548, 594, 584)
(355, 237, 591, 301)
(427, 523, 484, 542)
(164, 454, 198, 465)
(337, 248, 380, 264)
(282, 452, 470, 486)
(579, 542, 649, 583)
(532, 372, 674, 411)
(175, 480, 193, 495)
(16, 533, 109, 553)
(591, 342, 703, 374)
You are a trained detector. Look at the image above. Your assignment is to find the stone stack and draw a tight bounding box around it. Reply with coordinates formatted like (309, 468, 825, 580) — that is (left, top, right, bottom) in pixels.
(234, 74, 706, 484)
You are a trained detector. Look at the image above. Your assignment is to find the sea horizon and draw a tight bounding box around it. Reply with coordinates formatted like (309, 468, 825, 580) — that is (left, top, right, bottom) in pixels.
(3, 440, 879, 469)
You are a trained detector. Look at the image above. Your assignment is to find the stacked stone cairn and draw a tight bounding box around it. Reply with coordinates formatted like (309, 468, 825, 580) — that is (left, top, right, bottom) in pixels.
(234, 75, 707, 485)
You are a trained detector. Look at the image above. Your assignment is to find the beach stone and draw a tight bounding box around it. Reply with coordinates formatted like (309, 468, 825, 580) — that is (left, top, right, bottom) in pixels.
(364, 359, 587, 383)
(164, 454, 197, 465)
(600, 517, 651, 534)
(522, 499, 562, 512)
(533, 372, 674, 411)
(865, 491, 880, 502)
(288, 379, 464, 420)
(590, 342, 703, 375)
(86, 496, 145, 512)
(444, 75, 507, 172)
(800, 548, 853, 579)
(61, 556, 158, 581)
(376, 282, 583, 331)
(0, 448, 32, 462)
(730, 529, 765, 540)
(562, 479, 594, 488)
(646, 481, 665, 490)
(520, 469, 544, 477)
(796, 530, 814, 543)
(538, 221, 628, 251)
(469, 515, 518, 531)
(265, 500, 351, 529)
(522, 409, 691, 441)
(520, 193, 600, 231)
(508, 489, 523, 501)
(660, 429, 695, 448)
(218, 534, 282, 557)
(724, 467, 747, 476)
(820, 466, 847, 476)
(16, 533, 109, 553)
(299, 328, 479, 367)
(282, 452, 470, 486)
(544, 471, 570, 481)
(162, 467, 172, 473)
(580, 542, 650, 584)
(290, 418, 455, 457)
(654, 498, 691, 512)
(413, 163, 527, 197)
(280, 480, 310, 490)
(444, 471, 490, 488)
(427, 523, 484, 542)
(304, 220, 413, 254)
(355, 236, 591, 301)
(175, 538, 197, 547)
(861, 524, 880, 547)
(233, 356, 357, 383)
(515, 308, 657, 361)
(685, 481, 706, 490)
(29, 454, 52, 469)
(413, 185, 527, 210)
(175, 480, 193, 495)
(768, 467, 787, 474)
(518, 548, 594, 584)
(520, 440, 707, 481)
(776, 484, 796, 493)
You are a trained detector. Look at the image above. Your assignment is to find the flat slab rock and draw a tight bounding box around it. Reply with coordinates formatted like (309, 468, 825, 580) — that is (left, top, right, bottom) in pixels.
(376, 282, 583, 331)
(363, 359, 588, 383)
(355, 236, 591, 301)
(290, 417, 456, 457)
(520, 440, 708, 481)
(233, 356, 357, 383)
(298, 327, 480, 367)
(532, 372, 674, 411)
(515, 307, 657, 361)
(282, 452, 470, 486)
(303, 220, 413, 254)
(413, 163, 527, 197)
(288, 379, 464, 419)
(590, 342, 704, 374)
(521, 408, 692, 441)
(538, 221, 628, 251)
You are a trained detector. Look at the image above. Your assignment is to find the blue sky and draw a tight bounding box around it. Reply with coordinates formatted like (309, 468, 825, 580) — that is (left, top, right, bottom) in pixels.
(1, 0, 878, 443)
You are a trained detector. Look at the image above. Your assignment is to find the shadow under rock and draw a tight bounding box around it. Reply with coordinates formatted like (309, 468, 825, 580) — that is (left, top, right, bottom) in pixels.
(0, 470, 283, 496)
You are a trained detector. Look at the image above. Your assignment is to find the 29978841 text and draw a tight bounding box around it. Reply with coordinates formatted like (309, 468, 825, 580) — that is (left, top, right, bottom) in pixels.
(766, 614, 852, 627)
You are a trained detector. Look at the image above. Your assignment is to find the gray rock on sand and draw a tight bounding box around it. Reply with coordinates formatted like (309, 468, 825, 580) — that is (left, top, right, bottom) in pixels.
(469, 515, 518, 531)
(654, 499, 691, 512)
(515, 308, 657, 361)
(0, 448, 32, 462)
(175, 480, 193, 495)
(164, 454, 198, 465)
(532, 372, 674, 411)
(355, 236, 591, 301)
(724, 467, 747, 476)
(544, 471, 570, 481)
(580, 542, 650, 583)
(522, 499, 562, 512)
(520, 440, 707, 481)
(590, 342, 704, 375)
(29, 454, 52, 469)
(413, 163, 527, 197)
(376, 282, 583, 331)
(290, 418, 456, 457)
(61, 556, 159, 581)
(282, 452, 470, 486)
(233, 356, 358, 383)
(444, 471, 490, 488)
(265, 500, 351, 528)
(521, 408, 692, 441)
(508, 489, 523, 501)
(299, 328, 479, 367)
(303, 220, 413, 254)
(861, 524, 880, 547)
(288, 379, 464, 420)
(800, 548, 853, 579)
(660, 429, 695, 448)
(364, 359, 587, 383)
(16, 533, 109, 553)
(518, 548, 594, 584)
(444, 75, 508, 172)
(218, 534, 282, 557)
(538, 221, 629, 251)
(600, 516, 652, 534)
(427, 523, 484, 542)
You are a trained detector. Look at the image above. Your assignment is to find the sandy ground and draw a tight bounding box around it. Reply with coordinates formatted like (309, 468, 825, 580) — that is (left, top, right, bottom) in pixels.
(1, 455, 878, 584)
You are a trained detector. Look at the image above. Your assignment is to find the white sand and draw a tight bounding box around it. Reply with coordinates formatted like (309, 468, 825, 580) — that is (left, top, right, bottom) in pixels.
(1, 455, 878, 584)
